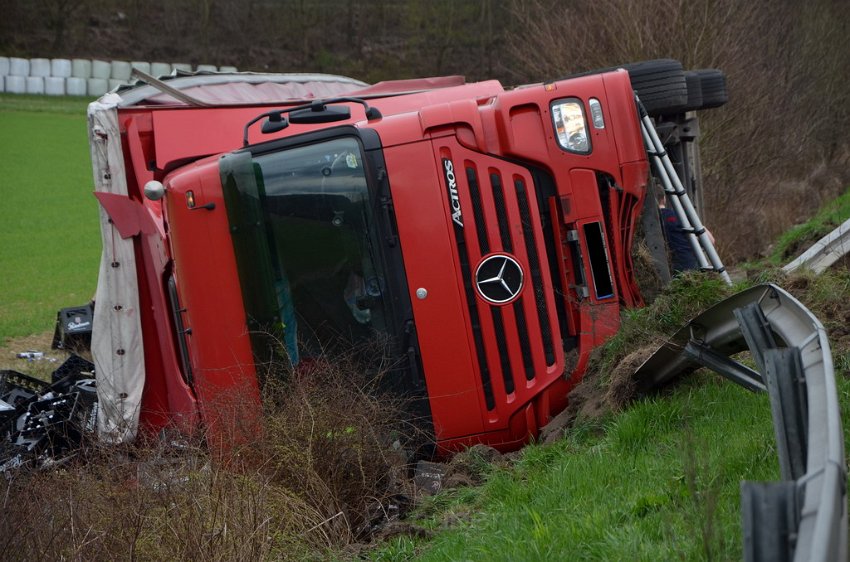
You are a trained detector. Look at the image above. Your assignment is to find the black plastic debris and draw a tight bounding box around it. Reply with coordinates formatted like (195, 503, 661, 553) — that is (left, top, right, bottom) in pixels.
(51, 354, 95, 388)
(51, 302, 94, 351)
(0, 355, 97, 474)
(413, 460, 446, 495)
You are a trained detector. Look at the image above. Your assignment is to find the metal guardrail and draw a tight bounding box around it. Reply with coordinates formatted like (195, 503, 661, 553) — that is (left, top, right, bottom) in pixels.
(634, 283, 847, 562)
(784, 217, 850, 275)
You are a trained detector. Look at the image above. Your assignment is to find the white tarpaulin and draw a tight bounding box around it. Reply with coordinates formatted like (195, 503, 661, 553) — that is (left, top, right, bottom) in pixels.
(89, 94, 145, 443)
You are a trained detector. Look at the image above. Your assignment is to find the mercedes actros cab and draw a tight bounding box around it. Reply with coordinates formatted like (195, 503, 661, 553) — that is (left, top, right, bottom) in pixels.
(86, 62, 705, 454)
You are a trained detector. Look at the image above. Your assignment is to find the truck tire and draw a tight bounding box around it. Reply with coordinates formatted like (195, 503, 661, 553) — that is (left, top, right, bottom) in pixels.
(621, 59, 688, 116)
(683, 71, 704, 111)
(692, 69, 728, 109)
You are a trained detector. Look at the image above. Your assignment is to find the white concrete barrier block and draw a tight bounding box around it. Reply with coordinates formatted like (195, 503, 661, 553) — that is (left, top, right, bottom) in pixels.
(51, 58, 72, 78)
(0, 76, 4, 92)
(9, 57, 29, 76)
(91, 60, 111, 80)
(5, 75, 25, 93)
(26, 76, 45, 94)
(130, 61, 151, 75)
(218, 65, 238, 73)
(110, 60, 131, 80)
(30, 58, 50, 77)
(150, 62, 171, 76)
(71, 58, 92, 78)
(0, 57, 9, 76)
(66, 77, 87, 96)
(171, 63, 191, 73)
(87, 77, 108, 96)
(196, 64, 217, 72)
(45, 76, 65, 95)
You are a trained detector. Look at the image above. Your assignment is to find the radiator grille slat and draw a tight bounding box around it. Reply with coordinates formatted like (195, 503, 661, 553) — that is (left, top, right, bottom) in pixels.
(450, 171, 495, 409)
(466, 168, 489, 254)
(515, 178, 556, 366)
(491, 173, 512, 252)
(514, 301, 535, 380)
(491, 307, 515, 394)
(492, 172, 535, 380)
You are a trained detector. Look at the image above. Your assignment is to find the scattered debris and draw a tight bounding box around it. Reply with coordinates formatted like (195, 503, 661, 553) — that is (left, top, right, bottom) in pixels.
(0, 355, 97, 475)
(51, 302, 95, 351)
(414, 460, 446, 495)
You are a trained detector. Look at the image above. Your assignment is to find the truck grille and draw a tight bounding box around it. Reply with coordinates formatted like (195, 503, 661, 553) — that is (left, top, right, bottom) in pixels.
(447, 155, 559, 411)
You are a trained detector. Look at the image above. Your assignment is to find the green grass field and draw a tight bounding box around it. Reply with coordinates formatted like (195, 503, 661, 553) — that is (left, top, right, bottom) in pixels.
(376, 377, 780, 560)
(0, 94, 101, 343)
(375, 371, 850, 561)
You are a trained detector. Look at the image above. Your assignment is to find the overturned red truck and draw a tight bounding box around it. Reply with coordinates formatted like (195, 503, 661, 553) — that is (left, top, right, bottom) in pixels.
(4, 60, 845, 561)
(85, 62, 713, 453)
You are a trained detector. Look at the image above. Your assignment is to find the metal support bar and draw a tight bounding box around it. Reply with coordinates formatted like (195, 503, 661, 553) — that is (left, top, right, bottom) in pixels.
(637, 97, 731, 284)
(681, 114, 705, 216)
(640, 121, 710, 269)
(683, 340, 765, 392)
(764, 348, 808, 482)
(735, 302, 779, 375)
(639, 187, 673, 286)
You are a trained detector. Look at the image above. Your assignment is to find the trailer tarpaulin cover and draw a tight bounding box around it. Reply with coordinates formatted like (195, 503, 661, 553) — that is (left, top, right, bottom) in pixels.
(115, 72, 369, 107)
(89, 94, 145, 442)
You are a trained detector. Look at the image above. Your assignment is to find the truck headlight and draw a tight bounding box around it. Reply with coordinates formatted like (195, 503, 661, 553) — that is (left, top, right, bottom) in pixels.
(551, 99, 590, 154)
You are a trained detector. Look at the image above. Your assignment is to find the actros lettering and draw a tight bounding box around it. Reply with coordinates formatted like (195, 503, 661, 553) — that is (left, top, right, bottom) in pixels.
(443, 158, 463, 227)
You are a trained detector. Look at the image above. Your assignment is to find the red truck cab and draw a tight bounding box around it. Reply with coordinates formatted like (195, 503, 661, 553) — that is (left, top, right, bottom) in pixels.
(91, 69, 647, 454)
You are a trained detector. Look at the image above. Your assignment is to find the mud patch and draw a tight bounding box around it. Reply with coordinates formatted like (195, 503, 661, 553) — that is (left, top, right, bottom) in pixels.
(443, 444, 504, 488)
(782, 269, 850, 360)
(541, 345, 658, 444)
(632, 239, 667, 304)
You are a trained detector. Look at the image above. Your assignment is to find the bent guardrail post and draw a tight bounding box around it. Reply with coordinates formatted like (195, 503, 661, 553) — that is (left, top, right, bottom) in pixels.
(634, 283, 847, 562)
(735, 302, 777, 376)
(682, 340, 765, 392)
(763, 348, 808, 482)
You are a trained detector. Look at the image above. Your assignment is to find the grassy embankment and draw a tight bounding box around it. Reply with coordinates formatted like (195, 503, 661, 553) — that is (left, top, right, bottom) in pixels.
(0, 94, 100, 345)
(768, 188, 850, 266)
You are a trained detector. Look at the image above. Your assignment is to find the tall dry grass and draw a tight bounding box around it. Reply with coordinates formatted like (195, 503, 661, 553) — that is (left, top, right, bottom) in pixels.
(0, 350, 424, 561)
(507, 0, 850, 261)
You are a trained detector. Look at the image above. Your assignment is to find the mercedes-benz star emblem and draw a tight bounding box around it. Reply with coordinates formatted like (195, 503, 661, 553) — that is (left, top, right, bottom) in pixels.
(475, 254, 524, 304)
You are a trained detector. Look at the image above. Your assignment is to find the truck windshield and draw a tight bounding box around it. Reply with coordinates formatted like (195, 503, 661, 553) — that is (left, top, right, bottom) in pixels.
(221, 136, 389, 366)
